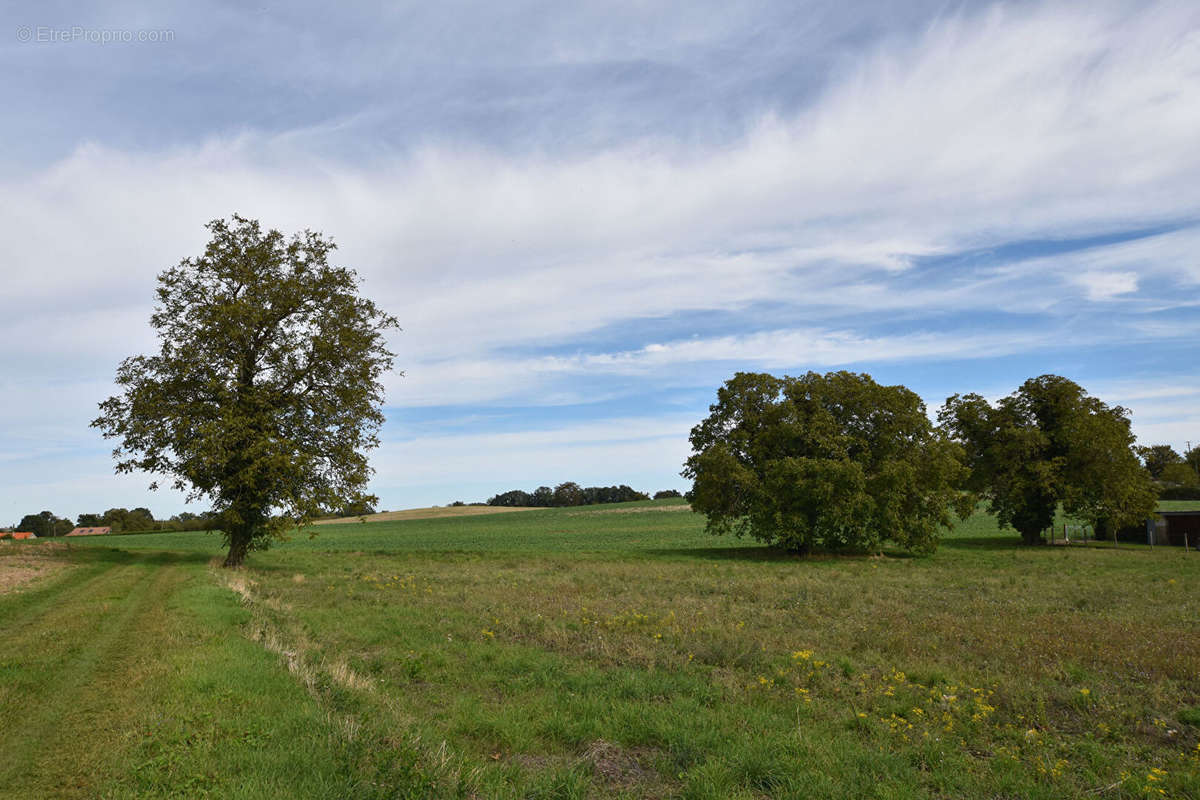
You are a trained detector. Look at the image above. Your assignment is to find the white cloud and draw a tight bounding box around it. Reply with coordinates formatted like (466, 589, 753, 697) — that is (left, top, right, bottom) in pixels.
(4, 2, 1199, 326)
(3, 0, 1200, 519)
(1073, 271, 1140, 300)
(1095, 378, 1200, 454)
(371, 416, 696, 499)
(391, 320, 1193, 409)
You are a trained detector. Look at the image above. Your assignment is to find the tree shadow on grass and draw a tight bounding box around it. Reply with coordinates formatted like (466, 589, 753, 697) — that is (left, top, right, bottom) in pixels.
(55, 545, 216, 567)
(643, 546, 800, 562)
(938, 535, 1021, 551)
(642, 545, 916, 563)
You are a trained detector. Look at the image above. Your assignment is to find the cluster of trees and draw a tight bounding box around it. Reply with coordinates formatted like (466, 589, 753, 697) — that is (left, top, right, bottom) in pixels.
(487, 482, 649, 507)
(685, 371, 1159, 555)
(940, 375, 1155, 545)
(1136, 443, 1200, 499)
(10, 508, 219, 536)
(327, 501, 378, 518)
(76, 507, 158, 532)
(14, 511, 75, 538)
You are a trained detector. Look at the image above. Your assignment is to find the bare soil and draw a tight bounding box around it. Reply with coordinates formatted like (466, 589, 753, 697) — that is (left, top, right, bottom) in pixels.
(0, 543, 72, 594)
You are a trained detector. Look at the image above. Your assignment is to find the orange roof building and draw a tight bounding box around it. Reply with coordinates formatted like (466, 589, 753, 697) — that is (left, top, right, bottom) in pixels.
(10, 531, 36, 540)
(66, 527, 111, 537)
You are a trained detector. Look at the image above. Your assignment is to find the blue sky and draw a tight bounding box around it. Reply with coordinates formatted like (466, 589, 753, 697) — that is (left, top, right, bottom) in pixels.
(2, 0, 1199, 522)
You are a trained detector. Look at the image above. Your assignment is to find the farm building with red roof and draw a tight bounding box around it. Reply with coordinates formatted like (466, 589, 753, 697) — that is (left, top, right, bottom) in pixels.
(66, 527, 112, 537)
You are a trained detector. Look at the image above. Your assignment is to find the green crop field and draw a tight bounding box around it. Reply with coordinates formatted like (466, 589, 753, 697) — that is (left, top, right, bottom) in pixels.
(3, 500, 1199, 799)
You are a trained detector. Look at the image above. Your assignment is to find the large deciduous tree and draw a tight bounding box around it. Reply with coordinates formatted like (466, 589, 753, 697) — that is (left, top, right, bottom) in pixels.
(683, 371, 968, 555)
(939, 375, 1156, 545)
(93, 216, 399, 566)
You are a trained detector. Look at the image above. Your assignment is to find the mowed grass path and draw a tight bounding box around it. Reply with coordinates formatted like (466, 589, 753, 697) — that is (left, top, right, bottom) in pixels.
(8, 500, 1200, 798)
(0, 547, 432, 799)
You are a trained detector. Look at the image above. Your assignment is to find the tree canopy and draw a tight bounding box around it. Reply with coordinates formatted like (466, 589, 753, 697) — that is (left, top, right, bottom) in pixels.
(1160, 462, 1200, 489)
(93, 216, 398, 566)
(684, 371, 967, 555)
(486, 483, 648, 507)
(1185, 445, 1200, 481)
(73, 507, 210, 533)
(16, 511, 73, 538)
(1137, 444, 1183, 480)
(939, 375, 1156, 544)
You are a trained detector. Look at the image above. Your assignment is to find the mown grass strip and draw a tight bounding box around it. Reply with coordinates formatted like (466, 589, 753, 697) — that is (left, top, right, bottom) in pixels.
(1, 555, 167, 792)
(0, 549, 434, 799)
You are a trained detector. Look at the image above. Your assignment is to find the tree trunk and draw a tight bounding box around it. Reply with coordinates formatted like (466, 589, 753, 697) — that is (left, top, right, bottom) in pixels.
(1020, 527, 1045, 545)
(789, 538, 812, 557)
(223, 528, 252, 567)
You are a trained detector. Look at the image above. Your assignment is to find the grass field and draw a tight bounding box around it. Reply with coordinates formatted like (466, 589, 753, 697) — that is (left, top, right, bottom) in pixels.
(3, 500, 1199, 799)
(311, 505, 542, 526)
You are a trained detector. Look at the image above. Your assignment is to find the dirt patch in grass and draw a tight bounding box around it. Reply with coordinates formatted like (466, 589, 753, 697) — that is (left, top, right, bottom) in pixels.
(0, 544, 72, 594)
(581, 740, 665, 792)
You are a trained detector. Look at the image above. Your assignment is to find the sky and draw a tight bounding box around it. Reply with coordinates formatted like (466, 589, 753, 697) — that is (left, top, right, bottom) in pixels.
(2, 0, 1199, 523)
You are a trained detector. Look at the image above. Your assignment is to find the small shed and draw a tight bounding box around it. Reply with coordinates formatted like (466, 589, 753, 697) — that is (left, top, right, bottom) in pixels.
(1152, 511, 1200, 547)
(10, 531, 37, 540)
(66, 526, 112, 537)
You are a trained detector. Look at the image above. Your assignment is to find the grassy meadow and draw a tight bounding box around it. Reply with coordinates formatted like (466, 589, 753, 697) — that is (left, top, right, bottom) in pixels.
(3, 500, 1199, 799)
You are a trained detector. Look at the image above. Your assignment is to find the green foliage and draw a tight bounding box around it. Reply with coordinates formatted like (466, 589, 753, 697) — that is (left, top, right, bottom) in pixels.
(16, 511, 73, 537)
(92, 215, 398, 566)
(334, 499, 378, 518)
(684, 371, 967, 554)
(72, 508, 219, 533)
(940, 375, 1157, 544)
(1187, 445, 1200, 477)
(1137, 444, 1184, 479)
(1161, 486, 1200, 501)
(163, 510, 220, 531)
(552, 480, 584, 507)
(487, 483, 649, 507)
(1160, 462, 1200, 488)
(94, 507, 157, 532)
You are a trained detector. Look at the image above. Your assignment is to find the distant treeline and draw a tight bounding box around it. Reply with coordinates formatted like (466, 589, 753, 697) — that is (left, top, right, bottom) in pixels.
(9, 507, 219, 537)
(487, 482, 656, 507)
(80, 508, 220, 533)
